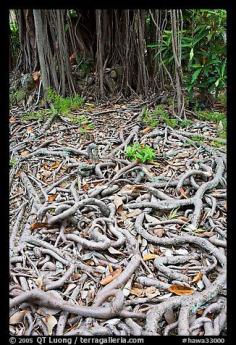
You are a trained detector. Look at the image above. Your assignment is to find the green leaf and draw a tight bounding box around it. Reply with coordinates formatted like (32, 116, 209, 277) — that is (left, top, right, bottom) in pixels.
(191, 68, 202, 83)
(189, 48, 194, 62)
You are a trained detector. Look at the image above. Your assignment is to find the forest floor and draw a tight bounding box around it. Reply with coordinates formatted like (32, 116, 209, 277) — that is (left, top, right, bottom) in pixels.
(9, 100, 226, 336)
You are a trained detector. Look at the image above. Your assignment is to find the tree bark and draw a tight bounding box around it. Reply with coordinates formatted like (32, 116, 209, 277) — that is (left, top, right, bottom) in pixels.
(33, 9, 49, 94)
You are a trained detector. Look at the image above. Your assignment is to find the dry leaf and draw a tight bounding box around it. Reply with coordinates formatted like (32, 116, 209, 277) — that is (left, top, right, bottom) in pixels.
(192, 272, 203, 283)
(51, 161, 61, 169)
(145, 286, 160, 298)
(100, 268, 122, 285)
(130, 287, 143, 297)
(123, 279, 132, 297)
(71, 273, 81, 280)
(113, 195, 123, 211)
(26, 127, 34, 133)
(179, 187, 188, 198)
(41, 170, 51, 178)
(43, 315, 57, 335)
(143, 253, 158, 261)
(10, 116, 17, 123)
(31, 222, 49, 230)
(10, 310, 28, 325)
(126, 209, 142, 218)
(82, 183, 90, 192)
(108, 247, 123, 255)
(119, 184, 143, 195)
(20, 150, 29, 157)
(153, 228, 165, 237)
(198, 231, 214, 238)
(34, 276, 44, 289)
(168, 284, 194, 296)
(178, 216, 189, 222)
(48, 194, 57, 202)
(142, 127, 151, 134)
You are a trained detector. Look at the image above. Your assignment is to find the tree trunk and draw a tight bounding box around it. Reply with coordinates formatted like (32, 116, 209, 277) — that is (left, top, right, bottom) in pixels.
(33, 9, 49, 94)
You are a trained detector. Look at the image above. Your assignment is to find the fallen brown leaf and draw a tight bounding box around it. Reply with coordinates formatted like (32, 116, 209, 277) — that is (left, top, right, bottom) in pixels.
(114, 195, 123, 212)
(48, 194, 57, 202)
(191, 272, 203, 283)
(10, 310, 28, 325)
(34, 276, 45, 289)
(43, 315, 57, 335)
(141, 127, 151, 134)
(153, 228, 165, 237)
(31, 222, 49, 230)
(130, 287, 143, 297)
(20, 150, 29, 157)
(51, 161, 61, 169)
(179, 187, 188, 198)
(100, 268, 122, 285)
(144, 286, 160, 298)
(198, 231, 214, 238)
(143, 253, 158, 261)
(10, 116, 17, 123)
(168, 284, 194, 296)
(26, 127, 34, 133)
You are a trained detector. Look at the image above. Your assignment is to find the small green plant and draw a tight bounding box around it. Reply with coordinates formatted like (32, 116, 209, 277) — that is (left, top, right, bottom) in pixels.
(47, 88, 84, 115)
(9, 157, 18, 167)
(211, 139, 225, 148)
(125, 143, 156, 163)
(218, 129, 226, 139)
(197, 110, 226, 124)
(143, 105, 192, 129)
(178, 119, 193, 128)
(65, 114, 95, 132)
(191, 135, 204, 143)
(21, 109, 55, 122)
(154, 105, 178, 128)
(161, 208, 180, 221)
(142, 107, 159, 128)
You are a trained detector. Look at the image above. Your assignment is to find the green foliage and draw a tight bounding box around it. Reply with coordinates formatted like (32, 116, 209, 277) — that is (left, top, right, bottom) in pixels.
(197, 110, 226, 130)
(162, 208, 180, 221)
(217, 92, 227, 107)
(190, 135, 204, 143)
(125, 143, 156, 163)
(67, 9, 77, 18)
(218, 130, 226, 139)
(77, 56, 93, 74)
(46, 88, 84, 115)
(178, 119, 193, 128)
(9, 157, 18, 167)
(142, 107, 159, 128)
(153, 105, 178, 128)
(147, 10, 226, 108)
(211, 139, 225, 148)
(184, 10, 226, 103)
(9, 18, 20, 67)
(143, 105, 192, 129)
(10, 89, 27, 105)
(21, 109, 54, 122)
(65, 114, 95, 132)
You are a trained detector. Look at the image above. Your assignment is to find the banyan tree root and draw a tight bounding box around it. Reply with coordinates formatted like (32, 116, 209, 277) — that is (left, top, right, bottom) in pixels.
(10, 102, 226, 336)
(145, 272, 226, 335)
